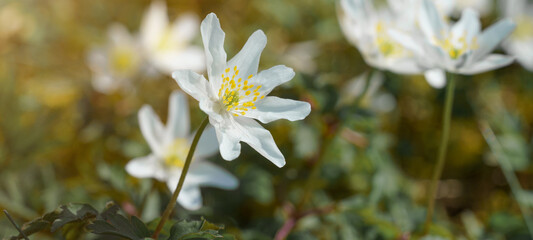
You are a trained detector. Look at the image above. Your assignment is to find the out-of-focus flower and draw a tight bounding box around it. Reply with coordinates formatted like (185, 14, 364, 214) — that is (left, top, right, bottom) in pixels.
(87, 24, 143, 94)
(391, 0, 515, 84)
(338, 0, 424, 75)
(173, 13, 311, 168)
(126, 91, 238, 210)
(338, 0, 451, 89)
(140, 1, 204, 74)
(0, 3, 35, 43)
(24, 77, 80, 109)
(281, 41, 318, 74)
(339, 72, 396, 113)
(501, 0, 533, 71)
(438, 0, 492, 17)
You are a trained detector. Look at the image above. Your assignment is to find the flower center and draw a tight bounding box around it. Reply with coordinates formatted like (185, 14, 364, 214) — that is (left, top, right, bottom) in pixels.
(163, 138, 189, 168)
(513, 16, 533, 40)
(375, 22, 403, 57)
(218, 66, 264, 116)
(435, 32, 478, 59)
(111, 47, 136, 73)
(156, 28, 184, 51)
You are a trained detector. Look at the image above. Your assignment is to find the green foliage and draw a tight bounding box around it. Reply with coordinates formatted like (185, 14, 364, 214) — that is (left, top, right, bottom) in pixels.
(7, 203, 98, 240)
(87, 202, 151, 240)
(5, 202, 233, 240)
(167, 219, 223, 240)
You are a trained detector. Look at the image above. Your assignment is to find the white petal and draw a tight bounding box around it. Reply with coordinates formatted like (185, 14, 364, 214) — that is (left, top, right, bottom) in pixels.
(91, 73, 118, 94)
(108, 23, 135, 45)
(166, 91, 190, 141)
(250, 65, 295, 96)
(234, 117, 285, 167)
(501, 0, 526, 17)
(245, 96, 311, 124)
(458, 54, 514, 74)
(507, 41, 533, 71)
(194, 126, 219, 159)
(188, 161, 239, 189)
(424, 69, 447, 88)
(419, 0, 446, 40)
(201, 13, 227, 88)
(138, 105, 165, 155)
(140, 0, 168, 49)
(388, 29, 425, 56)
(384, 59, 425, 75)
(170, 13, 199, 44)
(176, 185, 203, 210)
(125, 155, 161, 179)
(452, 9, 481, 43)
(172, 70, 211, 102)
(474, 19, 516, 61)
(213, 123, 242, 160)
(151, 46, 206, 74)
(227, 30, 267, 82)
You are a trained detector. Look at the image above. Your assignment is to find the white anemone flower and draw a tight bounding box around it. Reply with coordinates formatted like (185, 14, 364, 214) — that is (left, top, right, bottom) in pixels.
(126, 91, 238, 210)
(87, 24, 142, 93)
(140, 1, 205, 74)
(390, 0, 515, 85)
(501, 0, 533, 71)
(338, 0, 424, 76)
(172, 13, 311, 168)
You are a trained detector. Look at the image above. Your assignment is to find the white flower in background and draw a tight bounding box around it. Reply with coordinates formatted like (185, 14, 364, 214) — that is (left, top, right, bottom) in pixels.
(338, 0, 450, 89)
(281, 41, 319, 75)
(339, 72, 396, 113)
(501, 0, 533, 71)
(140, 1, 205, 74)
(126, 91, 238, 210)
(390, 0, 515, 85)
(173, 13, 311, 168)
(439, 0, 492, 17)
(87, 24, 142, 93)
(338, 0, 424, 76)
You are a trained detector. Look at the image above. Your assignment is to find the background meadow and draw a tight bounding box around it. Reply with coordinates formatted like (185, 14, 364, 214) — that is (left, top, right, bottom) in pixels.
(1, 0, 532, 239)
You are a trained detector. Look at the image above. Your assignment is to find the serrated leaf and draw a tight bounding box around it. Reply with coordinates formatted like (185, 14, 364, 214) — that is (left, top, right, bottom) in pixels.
(8, 203, 98, 240)
(86, 202, 152, 240)
(167, 219, 225, 240)
(200, 218, 224, 232)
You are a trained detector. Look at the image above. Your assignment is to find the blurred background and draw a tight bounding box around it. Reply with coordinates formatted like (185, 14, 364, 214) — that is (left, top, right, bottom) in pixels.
(0, 0, 532, 239)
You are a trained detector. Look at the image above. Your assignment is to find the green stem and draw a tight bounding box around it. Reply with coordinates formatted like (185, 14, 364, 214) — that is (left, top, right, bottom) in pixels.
(3, 210, 29, 240)
(152, 117, 209, 239)
(424, 74, 456, 232)
(480, 122, 533, 238)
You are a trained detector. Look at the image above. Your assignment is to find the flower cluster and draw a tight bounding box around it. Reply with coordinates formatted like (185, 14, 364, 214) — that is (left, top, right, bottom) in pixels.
(126, 91, 238, 210)
(127, 12, 311, 211)
(87, 1, 204, 93)
(339, 0, 516, 88)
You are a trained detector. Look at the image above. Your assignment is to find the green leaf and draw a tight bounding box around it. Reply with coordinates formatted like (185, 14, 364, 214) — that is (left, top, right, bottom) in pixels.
(167, 219, 225, 240)
(86, 202, 151, 240)
(8, 203, 98, 240)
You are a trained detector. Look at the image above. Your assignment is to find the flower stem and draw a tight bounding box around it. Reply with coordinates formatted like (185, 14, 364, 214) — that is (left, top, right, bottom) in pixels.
(424, 74, 456, 232)
(3, 210, 29, 240)
(152, 116, 209, 239)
